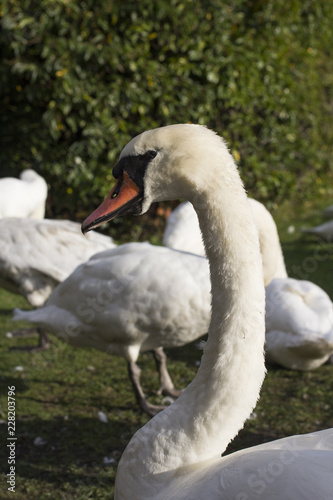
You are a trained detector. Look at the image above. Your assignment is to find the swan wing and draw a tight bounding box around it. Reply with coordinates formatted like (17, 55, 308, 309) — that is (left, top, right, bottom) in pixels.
(159, 429, 333, 500)
(265, 278, 333, 369)
(0, 218, 115, 305)
(12, 242, 211, 354)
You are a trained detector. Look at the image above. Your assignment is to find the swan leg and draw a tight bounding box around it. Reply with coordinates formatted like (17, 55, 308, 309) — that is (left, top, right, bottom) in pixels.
(127, 361, 165, 417)
(9, 328, 50, 352)
(37, 329, 51, 350)
(153, 347, 182, 398)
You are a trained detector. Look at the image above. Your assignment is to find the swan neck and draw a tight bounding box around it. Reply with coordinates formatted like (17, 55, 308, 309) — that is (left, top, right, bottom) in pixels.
(115, 150, 266, 499)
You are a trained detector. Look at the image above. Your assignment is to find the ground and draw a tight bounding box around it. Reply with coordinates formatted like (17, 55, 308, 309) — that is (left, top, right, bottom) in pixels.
(0, 193, 332, 499)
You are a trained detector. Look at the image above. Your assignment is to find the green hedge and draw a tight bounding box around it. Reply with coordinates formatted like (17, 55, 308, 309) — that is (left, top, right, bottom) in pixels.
(1, 0, 332, 222)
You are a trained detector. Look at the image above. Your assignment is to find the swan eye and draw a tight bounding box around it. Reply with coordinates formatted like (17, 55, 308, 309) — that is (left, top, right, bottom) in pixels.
(145, 150, 157, 160)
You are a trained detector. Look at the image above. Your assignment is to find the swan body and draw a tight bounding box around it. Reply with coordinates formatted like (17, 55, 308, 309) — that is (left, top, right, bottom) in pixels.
(1, 218, 115, 306)
(163, 199, 287, 285)
(154, 428, 333, 500)
(12, 232, 329, 406)
(13, 242, 210, 350)
(13, 242, 211, 413)
(80, 124, 332, 499)
(301, 220, 333, 242)
(163, 200, 205, 255)
(265, 278, 333, 370)
(0, 169, 48, 219)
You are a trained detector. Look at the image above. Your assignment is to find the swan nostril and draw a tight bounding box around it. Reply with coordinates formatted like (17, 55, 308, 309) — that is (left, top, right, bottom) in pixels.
(110, 178, 123, 199)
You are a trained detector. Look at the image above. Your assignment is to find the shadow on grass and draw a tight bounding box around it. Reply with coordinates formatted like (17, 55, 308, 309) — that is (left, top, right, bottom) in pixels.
(0, 308, 17, 316)
(0, 375, 30, 394)
(0, 411, 287, 491)
(164, 337, 206, 364)
(0, 412, 140, 491)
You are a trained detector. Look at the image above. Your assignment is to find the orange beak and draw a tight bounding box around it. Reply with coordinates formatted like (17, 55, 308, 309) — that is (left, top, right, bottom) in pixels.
(81, 172, 142, 234)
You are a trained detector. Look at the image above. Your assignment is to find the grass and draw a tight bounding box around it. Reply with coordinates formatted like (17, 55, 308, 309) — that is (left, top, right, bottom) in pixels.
(0, 194, 333, 499)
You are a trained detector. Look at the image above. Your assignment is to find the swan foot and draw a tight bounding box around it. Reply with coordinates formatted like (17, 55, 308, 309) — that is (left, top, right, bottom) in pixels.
(139, 400, 166, 417)
(160, 387, 183, 398)
(153, 347, 183, 398)
(127, 360, 166, 417)
(9, 329, 50, 352)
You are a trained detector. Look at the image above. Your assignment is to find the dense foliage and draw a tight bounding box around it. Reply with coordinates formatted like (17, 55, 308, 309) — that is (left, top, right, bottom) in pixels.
(1, 0, 332, 224)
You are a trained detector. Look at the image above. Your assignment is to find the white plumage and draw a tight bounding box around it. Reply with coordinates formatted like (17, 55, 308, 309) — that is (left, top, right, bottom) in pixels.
(164, 199, 333, 370)
(13, 242, 210, 348)
(13, 242, 211, 414)
(163, 199, 287, 286)
(265, 278, 333, 370)
(151, 428, 333, 500)
(78, 124, 332, 499)
(301, 219, 333, 241)
(12, 239, 332, 410)
(163, 201, 205, 255)
(1, 218, 115, 307)
(0, 169, 48, 219)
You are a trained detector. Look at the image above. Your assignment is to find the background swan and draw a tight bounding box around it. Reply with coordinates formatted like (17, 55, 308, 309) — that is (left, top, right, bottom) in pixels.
(13, 239, 331, 409)
(13, 242, 211, 415)
(163, 199, 287, 286)
(0, 169, 48, 219)
(81, 124, 333, 499)
(265, 277, 333, 370)
(1, 217, 115, 307)
(163, 199, 333, 370)
(301, 219, 333, 242)
(11, 220, 330, 403)
(162, 200, 205, 255)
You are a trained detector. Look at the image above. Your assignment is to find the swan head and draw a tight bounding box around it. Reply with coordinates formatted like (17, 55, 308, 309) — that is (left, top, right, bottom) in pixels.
(19, 169, 44, 183)
(82, 124, 228, 233)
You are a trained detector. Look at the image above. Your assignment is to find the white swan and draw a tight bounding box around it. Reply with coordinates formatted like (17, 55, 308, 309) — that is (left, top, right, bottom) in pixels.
(265, 278, 333, 370)
(0, 169, 48, 219)
(163, 199, 287, 285)
(13, 242, 211, 414)
(162, 200, 205, 255)
(163, 197, 333, 371)
(301, 220, 333, 242)
(1, 218, 115, 307)
(81, 124, 333, 499)
(12, 240, 330, 411)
